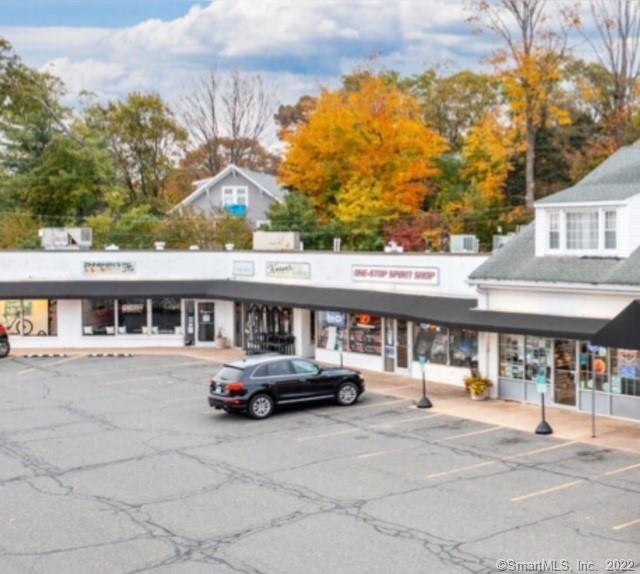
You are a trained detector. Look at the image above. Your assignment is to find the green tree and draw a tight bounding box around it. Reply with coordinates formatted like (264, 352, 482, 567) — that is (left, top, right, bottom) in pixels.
(90, 93, 188, 209)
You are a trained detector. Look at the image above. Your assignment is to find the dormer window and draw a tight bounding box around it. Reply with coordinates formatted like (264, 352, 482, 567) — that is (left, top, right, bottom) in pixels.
(548, 212, 560, 250)
(604, 210, 617, 250)
(566, 211, 599, 250)
(544, 208, 620, 255)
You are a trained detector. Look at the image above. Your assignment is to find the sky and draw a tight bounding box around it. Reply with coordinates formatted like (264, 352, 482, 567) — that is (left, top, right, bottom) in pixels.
(0, 0, 506, 106)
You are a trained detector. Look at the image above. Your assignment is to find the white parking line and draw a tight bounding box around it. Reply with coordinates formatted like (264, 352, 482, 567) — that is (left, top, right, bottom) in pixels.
(425, 440, 579, 479)
(436, 426, 503, 442)
(18, 355, 85, 374)
(511, 459, 640, 502)
(613, 517, 640, 531)
(357, 445, 418, 459)
(297, 428, 361, 442)
(351, 398, 411, 410)
(373, 413, 445, 429)
(511, 480, 585, 502)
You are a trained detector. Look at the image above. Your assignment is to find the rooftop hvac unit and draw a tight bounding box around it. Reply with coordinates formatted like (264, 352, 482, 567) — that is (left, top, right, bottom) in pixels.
(492, 234, 515, 251)
(450, 234, 480, 254)
(39, 227, 93, 250)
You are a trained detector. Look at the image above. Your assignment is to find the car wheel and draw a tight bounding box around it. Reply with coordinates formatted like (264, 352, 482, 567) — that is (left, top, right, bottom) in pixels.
(0, 341, 10, 359)
(336, 382, 359, 406)
(248, 393, 274, 419)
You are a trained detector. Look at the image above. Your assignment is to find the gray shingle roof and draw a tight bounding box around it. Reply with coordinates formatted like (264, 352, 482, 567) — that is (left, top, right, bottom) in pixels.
(241, 167, 287, 203)
(536, 144, 640, 204)
(469, 223, 640, 286)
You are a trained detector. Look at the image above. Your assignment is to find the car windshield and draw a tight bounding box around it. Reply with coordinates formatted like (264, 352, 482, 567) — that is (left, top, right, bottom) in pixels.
(216, 366, 243, 382)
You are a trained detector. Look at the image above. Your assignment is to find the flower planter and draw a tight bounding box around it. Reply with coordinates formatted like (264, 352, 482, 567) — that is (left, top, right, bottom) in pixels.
(470, 388, 490, 401)
(214, 336, 228, 350)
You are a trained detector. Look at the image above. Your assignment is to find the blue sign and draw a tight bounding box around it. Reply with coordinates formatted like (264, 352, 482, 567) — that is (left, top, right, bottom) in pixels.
(326, 311, 347, 328)
(418, 355, 428, 367)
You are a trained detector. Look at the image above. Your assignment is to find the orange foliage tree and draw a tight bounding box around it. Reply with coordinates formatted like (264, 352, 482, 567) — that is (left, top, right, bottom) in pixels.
(279, 75, 447, 233)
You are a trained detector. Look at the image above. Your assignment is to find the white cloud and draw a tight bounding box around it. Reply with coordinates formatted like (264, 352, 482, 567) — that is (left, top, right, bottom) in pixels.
(1, 0, 495, 106)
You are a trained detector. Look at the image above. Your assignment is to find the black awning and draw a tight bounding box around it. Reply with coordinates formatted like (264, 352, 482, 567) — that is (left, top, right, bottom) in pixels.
(461, 309, 608, 340)
(591, 300, 640, 350)
(0, 280, 216, 299)
(0, 279, 610, 339)
(206, 281, 477, 327)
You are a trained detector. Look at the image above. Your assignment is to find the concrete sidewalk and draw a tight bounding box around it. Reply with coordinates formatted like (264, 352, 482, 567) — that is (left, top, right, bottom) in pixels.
(10, 346, 640, 454)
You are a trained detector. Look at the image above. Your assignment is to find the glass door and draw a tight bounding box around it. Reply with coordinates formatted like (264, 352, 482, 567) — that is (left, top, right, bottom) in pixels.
(384, 319, 395, 372)
(396, 319, 409, 371)
(554, 339, 577, 406)
(196, 302, 215, 344)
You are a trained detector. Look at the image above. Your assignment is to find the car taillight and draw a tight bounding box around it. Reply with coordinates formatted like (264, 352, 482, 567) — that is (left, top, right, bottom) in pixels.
(227, 382, 246, 394)
(0, 326, 6, 336)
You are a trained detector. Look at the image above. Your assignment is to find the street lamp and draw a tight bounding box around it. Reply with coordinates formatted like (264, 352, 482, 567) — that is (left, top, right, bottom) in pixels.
(535, 374, 553, 435)
(417, 354, 433, 409)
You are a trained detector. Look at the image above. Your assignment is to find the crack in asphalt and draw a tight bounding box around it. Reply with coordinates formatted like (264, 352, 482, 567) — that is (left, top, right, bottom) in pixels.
(0, 356, 639, 574)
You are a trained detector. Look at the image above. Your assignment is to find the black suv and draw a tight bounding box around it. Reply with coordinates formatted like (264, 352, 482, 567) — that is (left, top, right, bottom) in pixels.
(208, 355, 365, 419)
(0, 325, 9, 358)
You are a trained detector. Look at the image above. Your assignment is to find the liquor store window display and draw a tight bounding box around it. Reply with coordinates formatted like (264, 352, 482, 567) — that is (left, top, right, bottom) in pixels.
(0, 299, 58, 337)
(316, 311, 382, 356)
(347, 314, 382, 355)
(244, 304, 294, 354)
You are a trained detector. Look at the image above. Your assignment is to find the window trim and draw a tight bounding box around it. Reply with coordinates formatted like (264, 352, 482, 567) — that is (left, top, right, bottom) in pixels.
(543, 207, 621, 255)
(222, 185, 250, 207)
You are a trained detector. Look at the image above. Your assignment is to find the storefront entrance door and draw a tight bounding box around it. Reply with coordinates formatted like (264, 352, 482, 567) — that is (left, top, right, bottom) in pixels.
(384, 319, 409, 374)
(554, 339, 577, 406)
(196, 302, 215, 344)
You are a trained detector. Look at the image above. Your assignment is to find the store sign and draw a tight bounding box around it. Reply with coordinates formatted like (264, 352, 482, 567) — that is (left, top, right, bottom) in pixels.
(325, 311, 346, 328)
(83, 261, 136, 275)
(233, 260, 255, 277)
(535, 375, 549, 394)
(266, 262, 311, 280)
(351, 265, 439, 285)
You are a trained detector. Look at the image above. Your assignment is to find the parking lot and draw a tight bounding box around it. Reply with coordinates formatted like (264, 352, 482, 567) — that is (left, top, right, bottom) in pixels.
(0, 354, 639, 574)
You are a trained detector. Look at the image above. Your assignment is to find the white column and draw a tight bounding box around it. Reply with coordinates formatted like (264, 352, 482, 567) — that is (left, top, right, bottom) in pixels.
(478, 331, 499, 398)
(293, 308, 314, 357)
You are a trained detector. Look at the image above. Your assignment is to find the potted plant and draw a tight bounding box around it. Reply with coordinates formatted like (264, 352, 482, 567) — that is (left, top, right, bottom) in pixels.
(215, 328, 228, 349)
(464, 375, 493, 401)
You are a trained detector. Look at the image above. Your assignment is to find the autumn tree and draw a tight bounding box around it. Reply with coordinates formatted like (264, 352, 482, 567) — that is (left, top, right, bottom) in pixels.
(583, 0, 640, 145)
(469, 0, 574, 208)
(279, 74, 448, 236)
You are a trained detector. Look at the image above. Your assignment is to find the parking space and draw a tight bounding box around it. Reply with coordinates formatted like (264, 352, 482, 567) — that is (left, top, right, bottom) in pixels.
(0, 355, 639, 573)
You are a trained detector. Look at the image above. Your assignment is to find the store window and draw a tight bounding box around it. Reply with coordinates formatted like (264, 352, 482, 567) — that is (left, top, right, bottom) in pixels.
(317, 311, 346, 351)
(347, 314, 382, 355)
(499, 334, 525, 379)
(82, 299, 115, 336)
(0, 300, 57, 336)
(244, 304, 294, 354)
(117, 299, 148, 335)
(449, 329, 478, 368)
(524, 337, 552, 381)
(611, 349, 640, 397)
(152, 298, 182, 334)
(414, 324, 448, 365)
(566, 211, 599, 250)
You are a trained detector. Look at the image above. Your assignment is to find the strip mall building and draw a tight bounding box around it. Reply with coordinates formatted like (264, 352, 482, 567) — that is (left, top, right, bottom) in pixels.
(3, 144, 640, 422)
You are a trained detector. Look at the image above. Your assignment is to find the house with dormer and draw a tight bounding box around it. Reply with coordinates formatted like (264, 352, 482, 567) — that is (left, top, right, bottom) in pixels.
(174, 164, 287, 227)
(469, 142, 640, 420)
